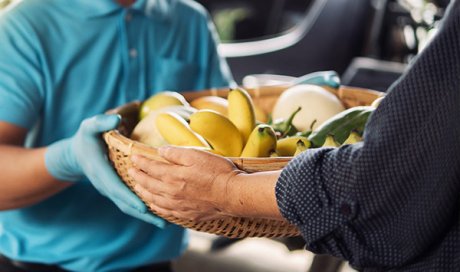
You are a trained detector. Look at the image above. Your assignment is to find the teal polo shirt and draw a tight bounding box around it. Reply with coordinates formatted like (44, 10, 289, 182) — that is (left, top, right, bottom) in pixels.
(0, 0, 233, 271)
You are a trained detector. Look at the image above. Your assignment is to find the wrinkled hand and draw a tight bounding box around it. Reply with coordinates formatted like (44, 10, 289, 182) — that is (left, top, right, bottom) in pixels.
(45, 114, 166, 228)
(128, 146, 243, 222)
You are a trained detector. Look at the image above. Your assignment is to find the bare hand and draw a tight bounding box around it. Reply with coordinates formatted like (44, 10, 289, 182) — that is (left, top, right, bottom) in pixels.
(128, 146, 244, 222)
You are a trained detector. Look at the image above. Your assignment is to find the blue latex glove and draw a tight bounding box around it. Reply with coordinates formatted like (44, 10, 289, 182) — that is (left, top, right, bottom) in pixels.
(45, 114, 166, 228)
(293, 70, 341, 89)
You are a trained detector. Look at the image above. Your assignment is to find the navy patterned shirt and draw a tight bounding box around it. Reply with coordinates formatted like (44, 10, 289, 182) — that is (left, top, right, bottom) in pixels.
(275, 1, 460, 271)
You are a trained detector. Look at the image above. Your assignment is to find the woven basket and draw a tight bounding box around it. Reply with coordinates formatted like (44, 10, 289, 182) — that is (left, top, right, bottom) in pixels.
(103, 85, 382, 238)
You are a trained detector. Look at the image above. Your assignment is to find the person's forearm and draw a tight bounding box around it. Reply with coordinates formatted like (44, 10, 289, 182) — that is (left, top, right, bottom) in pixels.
(224, 170, 283, 220)
(0, 145, 71, 210)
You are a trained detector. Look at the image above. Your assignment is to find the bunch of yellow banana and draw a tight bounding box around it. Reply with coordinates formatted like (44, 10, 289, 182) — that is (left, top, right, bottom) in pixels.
(131, 105, 196, 147)
(320, 131, 362, 148)
(189, 109, 243, 157)
(155, 112, 210, 148)
(228, 87, 256, 144)
(134, 88, 315, 158)
(189, 94, 268, 123)
(342, 131, 362, 145)
(148, 88, 277, 157)
(139, 91, 189, 120)
(322, 135, 340, 147)
(190, 96, 229, 117)
(240, 124, 277, 157)
(294, 140, 309, 156)
(227, 88, 278, 157)
(276, 136, 311, 156)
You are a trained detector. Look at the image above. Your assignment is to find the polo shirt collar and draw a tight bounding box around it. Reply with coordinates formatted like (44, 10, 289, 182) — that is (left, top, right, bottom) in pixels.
(73, 0, 174, 21)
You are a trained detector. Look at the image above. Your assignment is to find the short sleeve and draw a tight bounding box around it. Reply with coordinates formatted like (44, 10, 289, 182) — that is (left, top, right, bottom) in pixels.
(276, 145, 359, 240)
(192, 6, 235, 89)
(0, 9, 44, 129)
(202, 11, 235, 88)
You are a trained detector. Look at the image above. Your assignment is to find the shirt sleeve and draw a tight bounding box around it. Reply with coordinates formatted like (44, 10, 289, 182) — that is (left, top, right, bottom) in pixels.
(275, 0, 460, 269)
(0, 8, 44, 129)
(196, 8, 236, 89)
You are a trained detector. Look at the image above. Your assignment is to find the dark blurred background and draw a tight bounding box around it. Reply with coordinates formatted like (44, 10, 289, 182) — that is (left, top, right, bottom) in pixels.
(197, 0, 449, 91)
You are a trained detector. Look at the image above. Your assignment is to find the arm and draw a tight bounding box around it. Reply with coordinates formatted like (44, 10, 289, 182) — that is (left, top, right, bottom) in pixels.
(0, 122, 70, 210)
(129, 147, 282, 221)
(229, 170, 282, 219)
(0, 10, 71, 209)
(0, 115, 166, 227)
(131, 1, 460, 269)
(275, 1, 460, 269)
(0, 13, 165, 226)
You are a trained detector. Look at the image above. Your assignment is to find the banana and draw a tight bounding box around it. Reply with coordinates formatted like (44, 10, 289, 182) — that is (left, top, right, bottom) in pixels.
(189, 110, 243, 157)
(276, 136, 311, 156)
(131, 106, 196, 147)
(240, 124, 277, 157)
(190, 96, 228, 117)
(294, 140, 309, 156)
(322, 135, 340, 147)
(227, 87, 256, 144)
(155, 112, 210, 147)
(139, 91, 189, 120)
(253, 104, 268, 123)
(342, 131, 362, 145)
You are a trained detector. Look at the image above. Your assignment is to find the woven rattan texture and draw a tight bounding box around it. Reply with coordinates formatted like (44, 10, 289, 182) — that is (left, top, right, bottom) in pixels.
(106, 138, 300, 238)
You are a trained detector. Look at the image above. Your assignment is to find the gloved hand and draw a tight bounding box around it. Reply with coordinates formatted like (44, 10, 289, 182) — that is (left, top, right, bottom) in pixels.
(45, 114, 166, 228)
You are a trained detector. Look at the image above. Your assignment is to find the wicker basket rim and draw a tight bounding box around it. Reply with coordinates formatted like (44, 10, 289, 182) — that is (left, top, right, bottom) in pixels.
(103, 130, 294, 167)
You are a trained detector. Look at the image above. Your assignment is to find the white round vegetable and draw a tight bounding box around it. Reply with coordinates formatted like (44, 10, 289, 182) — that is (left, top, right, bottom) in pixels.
(272, 84, 345, 131)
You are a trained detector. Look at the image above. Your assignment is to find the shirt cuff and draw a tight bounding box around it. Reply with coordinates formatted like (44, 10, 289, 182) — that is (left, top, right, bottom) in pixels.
(275, 147, 357, 244)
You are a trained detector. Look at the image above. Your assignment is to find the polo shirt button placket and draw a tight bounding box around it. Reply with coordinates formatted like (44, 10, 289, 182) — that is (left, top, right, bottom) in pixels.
(125, 12, 132, 22)
(126, 46, 138, 101)
(123, 9, 139, 102)
(129, 48, 138, 58)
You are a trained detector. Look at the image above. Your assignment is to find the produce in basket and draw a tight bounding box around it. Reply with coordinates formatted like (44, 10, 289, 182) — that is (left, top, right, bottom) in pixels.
(227, 87, 257, 143)
(190, 95, 228, 116)
(103, 85, 383, 238)
(190, 94, 268, 123)
(308, 106, 375, 147)
(156, 112, 210, 148)
(272, 84, 345, 131)
(131, 86, 380, 158)
(131, 105, 196, 147)
(322, 135, 340, 147)
(271, 106, 302, 137)
(342, 131, 363, 145)
(189, 110, 243, 157)
(240, 124, 277, 157)
(276, 136, 311, 156)
(294, 139, 309, 156)
(138, 91, 189, 120)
